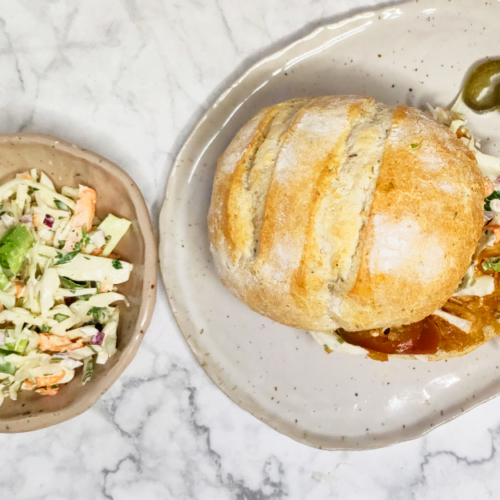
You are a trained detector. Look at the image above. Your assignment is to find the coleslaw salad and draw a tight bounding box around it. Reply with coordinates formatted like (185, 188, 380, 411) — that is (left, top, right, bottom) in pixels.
(0, 169, 132, 404)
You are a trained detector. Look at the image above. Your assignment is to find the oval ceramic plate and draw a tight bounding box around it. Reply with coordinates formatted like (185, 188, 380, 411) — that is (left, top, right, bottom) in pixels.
(160, 0, 500, 450)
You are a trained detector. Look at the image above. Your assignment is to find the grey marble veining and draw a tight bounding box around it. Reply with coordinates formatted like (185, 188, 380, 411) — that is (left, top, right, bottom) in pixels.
(0, 0, 498, 498)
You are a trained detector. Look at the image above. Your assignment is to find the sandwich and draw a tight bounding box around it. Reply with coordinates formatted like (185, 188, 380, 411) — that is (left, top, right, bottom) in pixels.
(208, 95, 500, 361)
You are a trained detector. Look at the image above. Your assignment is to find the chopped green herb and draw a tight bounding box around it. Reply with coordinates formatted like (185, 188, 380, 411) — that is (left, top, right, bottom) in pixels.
(82, 227, 90, 246)
(483, 257, 500, 272)
(410, 142, 421, 149)
(88, 306, 108, 324)
(81, 357, 94, 385)
(40, 325, 50, 333)
(18, 339, 28, 354)
(60, 276, 88, 291)
(337, 337, 345, 344)
(0, 360, 15, 375)
(112, 259, 122, 270)
(14, 339, 28, 355)
(58, 240, 65, 249)
(54, 199, 70, 211)
(0, 339, 28, 356)
(84, 256, 90, 261)
(27, 187, 38, 196)
(485, 191, 500, 211)
(54, 314, 69, 323)
(78, 294, 92, 301)
(55, 250, 79, 266)
(72, 230, 90, 254)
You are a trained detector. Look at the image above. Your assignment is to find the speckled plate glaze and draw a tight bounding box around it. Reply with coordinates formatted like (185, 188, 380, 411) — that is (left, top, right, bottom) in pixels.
(160, 0, 500, 450)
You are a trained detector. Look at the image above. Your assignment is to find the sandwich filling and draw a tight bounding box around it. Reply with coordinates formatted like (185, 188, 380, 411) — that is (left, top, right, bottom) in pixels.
(323, 97, 500, 361)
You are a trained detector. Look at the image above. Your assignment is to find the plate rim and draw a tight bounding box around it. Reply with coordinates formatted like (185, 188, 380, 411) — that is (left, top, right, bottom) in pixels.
(159, 0, 499, 450)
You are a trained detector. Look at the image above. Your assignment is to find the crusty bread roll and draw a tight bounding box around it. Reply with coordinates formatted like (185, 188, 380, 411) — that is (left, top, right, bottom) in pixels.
(208, 96, 484, 334)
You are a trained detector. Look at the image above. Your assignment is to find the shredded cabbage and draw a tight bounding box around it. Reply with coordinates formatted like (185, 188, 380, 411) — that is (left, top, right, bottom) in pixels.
(454, 275, 495, 297)
(0, 169, 132, 405)
(428, 95, 500, 180)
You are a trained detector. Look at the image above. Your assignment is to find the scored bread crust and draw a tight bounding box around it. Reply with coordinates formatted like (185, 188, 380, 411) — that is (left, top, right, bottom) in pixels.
(208, 96, 484, 334)
(332, 105, 484, 330)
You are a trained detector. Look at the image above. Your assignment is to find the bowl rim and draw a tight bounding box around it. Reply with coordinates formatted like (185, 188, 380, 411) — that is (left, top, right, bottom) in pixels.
(0, 133, 157, 433)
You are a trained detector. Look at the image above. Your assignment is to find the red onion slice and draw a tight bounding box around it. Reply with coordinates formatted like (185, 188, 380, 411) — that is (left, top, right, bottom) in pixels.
(91, 332, 104, 345)
(44, 214, 55, 228)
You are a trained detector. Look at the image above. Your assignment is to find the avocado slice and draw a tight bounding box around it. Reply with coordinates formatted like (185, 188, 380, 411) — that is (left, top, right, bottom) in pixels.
(0, 225, 34, 276)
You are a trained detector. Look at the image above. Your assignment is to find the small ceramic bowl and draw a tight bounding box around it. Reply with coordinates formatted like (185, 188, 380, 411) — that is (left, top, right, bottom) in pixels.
(0, 134, 157, 432)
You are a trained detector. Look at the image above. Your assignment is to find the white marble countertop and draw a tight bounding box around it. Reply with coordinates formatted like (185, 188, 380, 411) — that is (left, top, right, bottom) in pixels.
(0, 0, 499, 498)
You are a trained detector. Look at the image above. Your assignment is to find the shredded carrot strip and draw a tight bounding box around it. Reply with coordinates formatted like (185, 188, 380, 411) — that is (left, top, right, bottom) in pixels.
(37, 387, 59, 396)
(35, 371, 65, 388)
(14, 280, 25, 298)
(38, 334, 84, 352)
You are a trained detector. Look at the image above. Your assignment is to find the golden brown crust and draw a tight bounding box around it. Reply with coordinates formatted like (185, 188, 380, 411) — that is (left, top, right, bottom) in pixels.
(255, 96, 369, 327)
(334, 106, 484, 330)
(209, 96, 381, 330)
(209, 105, 279, 263)
(208, 97, 485, 343)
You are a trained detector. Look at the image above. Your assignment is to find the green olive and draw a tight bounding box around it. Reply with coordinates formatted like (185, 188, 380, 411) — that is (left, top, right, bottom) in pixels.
(463, 59, 500, 113)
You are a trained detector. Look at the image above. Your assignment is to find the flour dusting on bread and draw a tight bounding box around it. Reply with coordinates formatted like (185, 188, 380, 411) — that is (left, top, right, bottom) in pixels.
(208, 96, 483, 334)
(369, 216, 444, 283)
